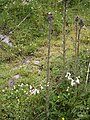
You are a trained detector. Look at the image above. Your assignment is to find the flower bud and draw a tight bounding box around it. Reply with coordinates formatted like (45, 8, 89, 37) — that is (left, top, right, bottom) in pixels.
(79, 18, 84, 28)
(75, 16, 79, 22)
(48, 12, 54, 22)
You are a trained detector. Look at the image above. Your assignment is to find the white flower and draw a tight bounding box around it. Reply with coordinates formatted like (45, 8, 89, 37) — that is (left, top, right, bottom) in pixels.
(26, 84, 29, 87)
(26, 92, 28, 95)
(21, 83, 24, 87)
(30, 85, 32, 90)
(66, 87, 69, 91)
(40, 85, 44, 90)
(2, 89, 5, 92)
(30, 88, 39, 95)
(76, 76, 80, 84)
(24, 91, 26, 93)
(16, 89, 18, 92)
(36, 89, 39, 94)
(13, 85, 16, 89)
(65, 72, 71, 78)
(47, 82, 49, 87)
(71, 80, 76, 86)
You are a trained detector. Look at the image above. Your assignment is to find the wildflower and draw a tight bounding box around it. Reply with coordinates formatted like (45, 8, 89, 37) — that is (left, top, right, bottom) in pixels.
(36, 89, 39, 94)
(40, 85, 44, 90)
(13, 85, 16, 89)
(66, 86, 69, 91)
(62, 117, 65, 120)
(2, 89, 5, 92)
(76, 76, 80, 84)
(75, 16, 79, 22)
(48, 12, 54, 22)
(58, 96, 60, 99)
(24, 91, 26, 93)
(47, 82, 49, 87)
(21, 88, 23, 91)
(11, 92, 13, 95)
(20, 83, 24, 87)
(25, 84, 29, 87)
(79, 18, 84, 28)
(68, 93, 70, 96)
(65, 72, 71, 78)
(16, 89, 18, 92)
(17, 99, 20, 103)
(26, 92, 28, 95)
(30, 85, 32, 90)
(30, 88, 39, 95)
(71, 79, 76, 86)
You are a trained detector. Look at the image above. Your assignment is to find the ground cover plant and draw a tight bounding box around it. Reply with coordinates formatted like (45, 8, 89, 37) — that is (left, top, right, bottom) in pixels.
(0, 0, 90, 120)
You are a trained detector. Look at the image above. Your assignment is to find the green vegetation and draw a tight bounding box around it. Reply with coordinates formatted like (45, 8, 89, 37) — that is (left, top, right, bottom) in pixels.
(0, 0, 90, 120)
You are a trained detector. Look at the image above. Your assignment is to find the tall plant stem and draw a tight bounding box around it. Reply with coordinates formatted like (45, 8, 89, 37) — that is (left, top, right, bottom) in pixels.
(85, 62, 90, 92)
(46, 18, 52, 120)
(62, 0, 67, 80)
(77, 28, 81, 58)
(75, 22, 78, 78)
(77, 27, 81, 74)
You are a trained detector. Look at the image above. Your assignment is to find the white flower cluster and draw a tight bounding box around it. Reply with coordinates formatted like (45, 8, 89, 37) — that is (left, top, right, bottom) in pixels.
(2, 82, 44, 96)
(65, 72, 80, 86)
(29, 84, 44, 95)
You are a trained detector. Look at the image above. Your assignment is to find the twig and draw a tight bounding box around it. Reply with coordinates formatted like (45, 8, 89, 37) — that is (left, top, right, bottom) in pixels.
(9, 13, 30, 34)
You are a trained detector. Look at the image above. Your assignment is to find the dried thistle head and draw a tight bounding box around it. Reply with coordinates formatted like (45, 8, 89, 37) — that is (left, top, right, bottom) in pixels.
(79, 18, 84, 28)
(48, 12, 54, 22)
(75, 16, 79, 22)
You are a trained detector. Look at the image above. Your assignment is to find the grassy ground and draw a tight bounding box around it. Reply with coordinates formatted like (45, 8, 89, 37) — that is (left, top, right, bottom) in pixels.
(0, 1, 90, 119)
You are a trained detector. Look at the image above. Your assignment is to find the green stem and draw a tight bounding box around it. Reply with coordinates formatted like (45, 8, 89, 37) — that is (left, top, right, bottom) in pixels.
(62, 0, 67, 80)
(46, 20, 52, 120)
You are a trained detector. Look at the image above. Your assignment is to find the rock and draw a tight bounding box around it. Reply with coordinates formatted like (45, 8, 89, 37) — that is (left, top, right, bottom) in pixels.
(13, 74, 20, 79)
(8, 80, 15, 87)
(0, 34, 12, 47)
(8, 74, 20, 87)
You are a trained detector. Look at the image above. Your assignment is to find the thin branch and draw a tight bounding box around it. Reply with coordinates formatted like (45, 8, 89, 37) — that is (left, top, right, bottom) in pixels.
(9, 13, 30, 34)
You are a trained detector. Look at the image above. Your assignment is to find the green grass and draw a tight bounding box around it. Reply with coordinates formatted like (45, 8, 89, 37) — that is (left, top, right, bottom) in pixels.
(0, 1, 90, 119)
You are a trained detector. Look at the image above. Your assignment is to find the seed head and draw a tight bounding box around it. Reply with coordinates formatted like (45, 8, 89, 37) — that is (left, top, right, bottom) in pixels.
(79, 18, 84, 28)
(75, 16, 79, 22)
(48, 12, 54, 22)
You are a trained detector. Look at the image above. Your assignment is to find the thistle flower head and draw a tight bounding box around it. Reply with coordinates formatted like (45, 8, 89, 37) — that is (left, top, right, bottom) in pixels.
(75, 16, 79, 22)
(79, 18, 84, 28)
(48, 12, 54, 22)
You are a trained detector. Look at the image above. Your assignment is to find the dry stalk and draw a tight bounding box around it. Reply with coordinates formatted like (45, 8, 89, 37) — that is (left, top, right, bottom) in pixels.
(62, 0, 67, 80)
(46, 12, 54, 120)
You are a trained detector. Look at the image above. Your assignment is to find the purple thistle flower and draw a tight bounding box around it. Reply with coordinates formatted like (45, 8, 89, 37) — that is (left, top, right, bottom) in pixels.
(75, 16, 79, 22)
(79, 18, 84, 27)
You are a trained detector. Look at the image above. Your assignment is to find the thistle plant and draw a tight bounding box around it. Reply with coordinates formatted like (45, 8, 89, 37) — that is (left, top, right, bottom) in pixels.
(62, 0, 67, 80)
(75, 16, 79, 79)
(74, 17, 84, 76)
(77, 18, 84, 58)
(74, 17, 84, 94)
(46, 12, 54, 120)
